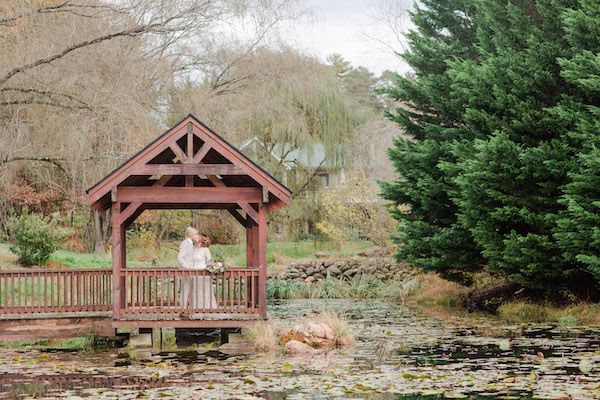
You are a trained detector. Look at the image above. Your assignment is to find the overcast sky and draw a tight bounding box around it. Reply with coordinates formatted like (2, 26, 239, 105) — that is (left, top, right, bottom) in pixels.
(280, 0, 415, 76)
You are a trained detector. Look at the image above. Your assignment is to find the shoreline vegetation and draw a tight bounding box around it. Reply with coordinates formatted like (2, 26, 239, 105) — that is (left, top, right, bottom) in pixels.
(1, 240, 599, 328)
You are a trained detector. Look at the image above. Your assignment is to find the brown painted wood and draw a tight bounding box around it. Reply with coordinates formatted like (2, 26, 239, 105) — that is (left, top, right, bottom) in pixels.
(238, 201, 258, 223)
(118, 202, 141, 225)
(0, 316, 114, 340)
(87, 116, 291, 211)
(111, 202, 122, 319)
(116, 187, 263, 204)
(227, 208, 246, 226)
(169, 143, 188, 163)
(112, 318, 264, 329)
(133, 164, 244, 176)
(193, 143, 211, 164)
(0, 269, 112, 314)
(245, 218, 253, 267)
(257, 203, 267, 318)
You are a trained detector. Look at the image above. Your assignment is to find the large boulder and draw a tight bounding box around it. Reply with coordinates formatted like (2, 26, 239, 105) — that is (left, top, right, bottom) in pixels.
(285, 340, 318, 355)
(279, 322, 335, 348)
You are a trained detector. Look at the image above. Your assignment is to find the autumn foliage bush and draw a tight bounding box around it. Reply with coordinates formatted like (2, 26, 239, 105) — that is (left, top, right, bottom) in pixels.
(7, 212, 69, 267)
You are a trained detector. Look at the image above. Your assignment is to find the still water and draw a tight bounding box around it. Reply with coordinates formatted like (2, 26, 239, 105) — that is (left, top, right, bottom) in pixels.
(0, 299, 598, 399)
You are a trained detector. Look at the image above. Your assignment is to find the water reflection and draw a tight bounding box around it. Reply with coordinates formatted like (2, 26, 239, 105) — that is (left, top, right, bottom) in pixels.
(0, 299, 597, 399)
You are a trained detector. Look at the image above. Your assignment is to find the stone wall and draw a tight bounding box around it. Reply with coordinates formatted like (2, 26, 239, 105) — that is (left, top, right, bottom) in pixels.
(272, 249, 414, 283)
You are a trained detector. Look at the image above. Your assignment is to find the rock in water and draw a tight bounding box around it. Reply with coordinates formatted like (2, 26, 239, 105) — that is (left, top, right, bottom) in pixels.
(285, 340, 318, 355)
(279, 322, 335, 348)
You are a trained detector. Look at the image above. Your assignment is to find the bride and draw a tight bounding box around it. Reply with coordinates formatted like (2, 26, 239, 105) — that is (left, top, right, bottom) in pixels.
(191, 233, 218, 310)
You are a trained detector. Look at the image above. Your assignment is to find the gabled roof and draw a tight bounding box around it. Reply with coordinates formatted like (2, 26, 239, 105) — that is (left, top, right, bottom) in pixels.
(87, 114, 292, 212)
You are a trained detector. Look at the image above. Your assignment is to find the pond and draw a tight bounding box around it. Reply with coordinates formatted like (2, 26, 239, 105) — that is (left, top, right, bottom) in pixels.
(0, 299, 598, 399)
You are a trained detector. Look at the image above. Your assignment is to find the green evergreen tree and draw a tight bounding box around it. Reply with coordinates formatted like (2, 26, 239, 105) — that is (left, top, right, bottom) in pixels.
(380, 0, 483, 281)
(450, 0, 581, 288)
(554, 0, 600, 284)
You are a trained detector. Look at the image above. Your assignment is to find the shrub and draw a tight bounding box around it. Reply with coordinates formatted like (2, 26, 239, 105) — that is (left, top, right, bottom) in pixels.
(7, 212, 68, 266)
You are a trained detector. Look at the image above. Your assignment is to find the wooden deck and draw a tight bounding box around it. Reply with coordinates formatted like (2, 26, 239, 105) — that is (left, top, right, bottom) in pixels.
(0, 267, 265, 339)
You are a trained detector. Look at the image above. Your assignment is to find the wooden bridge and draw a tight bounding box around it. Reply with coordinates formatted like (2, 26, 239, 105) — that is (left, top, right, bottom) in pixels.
(0, 115, 291, 340)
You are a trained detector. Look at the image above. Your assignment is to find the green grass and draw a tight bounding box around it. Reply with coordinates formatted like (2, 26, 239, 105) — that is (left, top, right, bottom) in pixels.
(0, 240, 374, 270)
(267, 275, 402, 300)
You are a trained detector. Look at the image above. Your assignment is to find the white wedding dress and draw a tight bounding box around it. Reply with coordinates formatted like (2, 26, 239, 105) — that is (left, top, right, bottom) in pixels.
(191, 247, 218, 309)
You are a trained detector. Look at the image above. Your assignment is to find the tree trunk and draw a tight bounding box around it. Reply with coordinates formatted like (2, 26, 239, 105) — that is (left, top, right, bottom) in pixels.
(93, 209, 111, 253)
(465, 282, 522, 313)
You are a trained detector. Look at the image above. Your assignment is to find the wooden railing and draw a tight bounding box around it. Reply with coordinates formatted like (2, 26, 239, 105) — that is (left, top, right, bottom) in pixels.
(0, 268, 262, 317)
(0, 269, 112, 314)
(121, 268, 260, 314)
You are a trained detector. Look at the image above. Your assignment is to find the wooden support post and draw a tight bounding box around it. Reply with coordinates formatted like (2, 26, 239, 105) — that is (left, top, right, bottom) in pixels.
(246, 218, 253, 267)
(245, 218, 254, 307)
(257, 202, 267, 318)
(111, 202, 122, 320)
(120, 218, 126, 311)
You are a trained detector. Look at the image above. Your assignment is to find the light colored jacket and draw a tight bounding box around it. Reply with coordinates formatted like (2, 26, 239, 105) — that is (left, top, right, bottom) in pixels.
(178, 238, 194, 269)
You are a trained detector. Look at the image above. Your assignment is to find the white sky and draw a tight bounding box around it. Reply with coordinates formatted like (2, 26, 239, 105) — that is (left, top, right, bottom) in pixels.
(280, 0, 415, 76)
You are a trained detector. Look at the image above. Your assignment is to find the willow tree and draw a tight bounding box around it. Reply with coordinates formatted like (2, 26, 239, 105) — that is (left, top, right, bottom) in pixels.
(168, 47, 370, 236)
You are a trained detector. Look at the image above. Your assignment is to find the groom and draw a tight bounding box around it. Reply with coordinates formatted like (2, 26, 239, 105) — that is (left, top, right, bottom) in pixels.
(178, 226, 197, 318)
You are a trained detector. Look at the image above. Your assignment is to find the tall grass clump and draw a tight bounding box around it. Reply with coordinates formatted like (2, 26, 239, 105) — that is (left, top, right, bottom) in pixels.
(309, 277, 349, 299)
(497, 301, 550, 323)
(498, 301, 600, 325)
(267, 279, 309, 299)
(243, 321, 278, 352)
(315, 311, 353, 347)
(403, 273, 467, 307)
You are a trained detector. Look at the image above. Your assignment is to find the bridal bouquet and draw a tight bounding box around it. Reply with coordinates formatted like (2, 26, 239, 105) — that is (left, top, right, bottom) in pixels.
(207, 252, 226, 274)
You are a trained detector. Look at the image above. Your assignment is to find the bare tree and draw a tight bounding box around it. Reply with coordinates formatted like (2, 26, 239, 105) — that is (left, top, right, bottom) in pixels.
(0, 0, 299, 252)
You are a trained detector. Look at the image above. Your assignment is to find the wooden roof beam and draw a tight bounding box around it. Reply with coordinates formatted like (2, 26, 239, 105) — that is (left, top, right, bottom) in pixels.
(134, 164, 245, 176)
(116, 186, 262, 204)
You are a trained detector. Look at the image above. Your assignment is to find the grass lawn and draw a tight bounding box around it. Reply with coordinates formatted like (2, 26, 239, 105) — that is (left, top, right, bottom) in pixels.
(0, 240, 375, 270)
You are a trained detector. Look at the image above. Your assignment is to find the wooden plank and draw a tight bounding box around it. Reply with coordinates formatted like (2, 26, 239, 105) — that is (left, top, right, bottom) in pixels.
(118, 202, 142, 225)
(169, 143, 188, 163)
(227, 208, 246, 226)
(134, 164, 244, 176)
(246, 219, 253, 267)
(0, 317, 114, 340)
(187, 123, 193, 159)
(193, 143, 211, 164)
(111, 202, 122, 320)
(116, 187, 263, 204)
(206, 174, 224, 187)
(257, 203, 267, 318)
(238, 201, 258, 223)
(112, 318, 264, 329)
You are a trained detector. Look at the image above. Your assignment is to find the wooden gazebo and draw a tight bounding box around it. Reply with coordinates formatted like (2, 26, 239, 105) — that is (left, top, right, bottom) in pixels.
(86, 115, 291, 329)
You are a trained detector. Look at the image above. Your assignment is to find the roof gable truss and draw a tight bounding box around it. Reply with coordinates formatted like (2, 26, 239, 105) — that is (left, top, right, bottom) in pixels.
(87, 116, 291, 214)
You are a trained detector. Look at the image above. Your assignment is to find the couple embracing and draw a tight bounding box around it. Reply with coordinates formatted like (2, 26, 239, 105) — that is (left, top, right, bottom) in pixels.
(178, 227, 218, 318)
